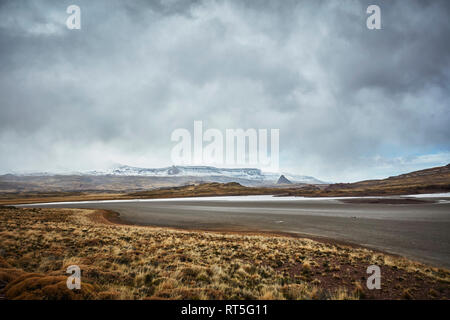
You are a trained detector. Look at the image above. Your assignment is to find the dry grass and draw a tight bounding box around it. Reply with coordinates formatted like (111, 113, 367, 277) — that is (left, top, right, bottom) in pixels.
(0, 183, 284, 205)
(0, 207, 449, 300)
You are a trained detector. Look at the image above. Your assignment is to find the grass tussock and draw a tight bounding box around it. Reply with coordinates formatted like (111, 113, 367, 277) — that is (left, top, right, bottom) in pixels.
(0, 207, 449, 300)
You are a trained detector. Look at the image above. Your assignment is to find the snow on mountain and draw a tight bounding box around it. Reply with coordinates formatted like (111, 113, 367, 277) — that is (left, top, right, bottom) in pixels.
(84, 165, 325, 184)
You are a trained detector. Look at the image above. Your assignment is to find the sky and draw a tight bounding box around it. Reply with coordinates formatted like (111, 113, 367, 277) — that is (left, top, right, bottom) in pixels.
(0, 0, 449, 182)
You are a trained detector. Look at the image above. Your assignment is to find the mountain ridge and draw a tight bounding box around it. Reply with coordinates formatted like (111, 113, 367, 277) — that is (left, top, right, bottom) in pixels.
(1, 164, 449, 204)
(8, 164, 325, 185)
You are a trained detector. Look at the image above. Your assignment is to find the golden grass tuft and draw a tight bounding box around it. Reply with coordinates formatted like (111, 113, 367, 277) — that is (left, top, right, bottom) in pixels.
(4, 272, 98, 300)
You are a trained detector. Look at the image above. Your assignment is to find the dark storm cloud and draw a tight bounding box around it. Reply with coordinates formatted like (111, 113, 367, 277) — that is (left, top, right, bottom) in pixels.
(0, 0, 449, 181)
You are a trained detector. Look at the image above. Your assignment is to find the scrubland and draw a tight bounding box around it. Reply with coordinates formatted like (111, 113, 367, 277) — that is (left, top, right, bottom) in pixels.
(0, 207, 448, 300)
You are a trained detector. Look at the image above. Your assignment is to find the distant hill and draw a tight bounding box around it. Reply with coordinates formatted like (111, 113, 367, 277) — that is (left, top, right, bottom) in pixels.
(287, 164, 450, 197)
(128, 182, 280, 199)
(1, 164, 448, 198)
(0, 165, 324, 193)
(85, 165, 325, 185)
(1, 164, 449, 205)
(277, 175, 292, 184)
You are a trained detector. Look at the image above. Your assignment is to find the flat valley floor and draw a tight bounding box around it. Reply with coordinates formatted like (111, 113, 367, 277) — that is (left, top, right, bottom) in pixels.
(21, 195, 450, 269)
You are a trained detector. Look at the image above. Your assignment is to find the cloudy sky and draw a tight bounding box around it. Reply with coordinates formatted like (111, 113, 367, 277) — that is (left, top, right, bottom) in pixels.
(0, 0, 449, 182)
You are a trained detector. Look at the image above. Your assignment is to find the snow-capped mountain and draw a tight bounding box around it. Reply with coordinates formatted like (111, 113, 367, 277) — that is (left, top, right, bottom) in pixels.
(85, 165, 325, 184)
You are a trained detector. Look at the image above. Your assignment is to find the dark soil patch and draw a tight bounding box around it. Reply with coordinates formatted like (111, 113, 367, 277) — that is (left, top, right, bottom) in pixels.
(338, 198, 435, 205)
